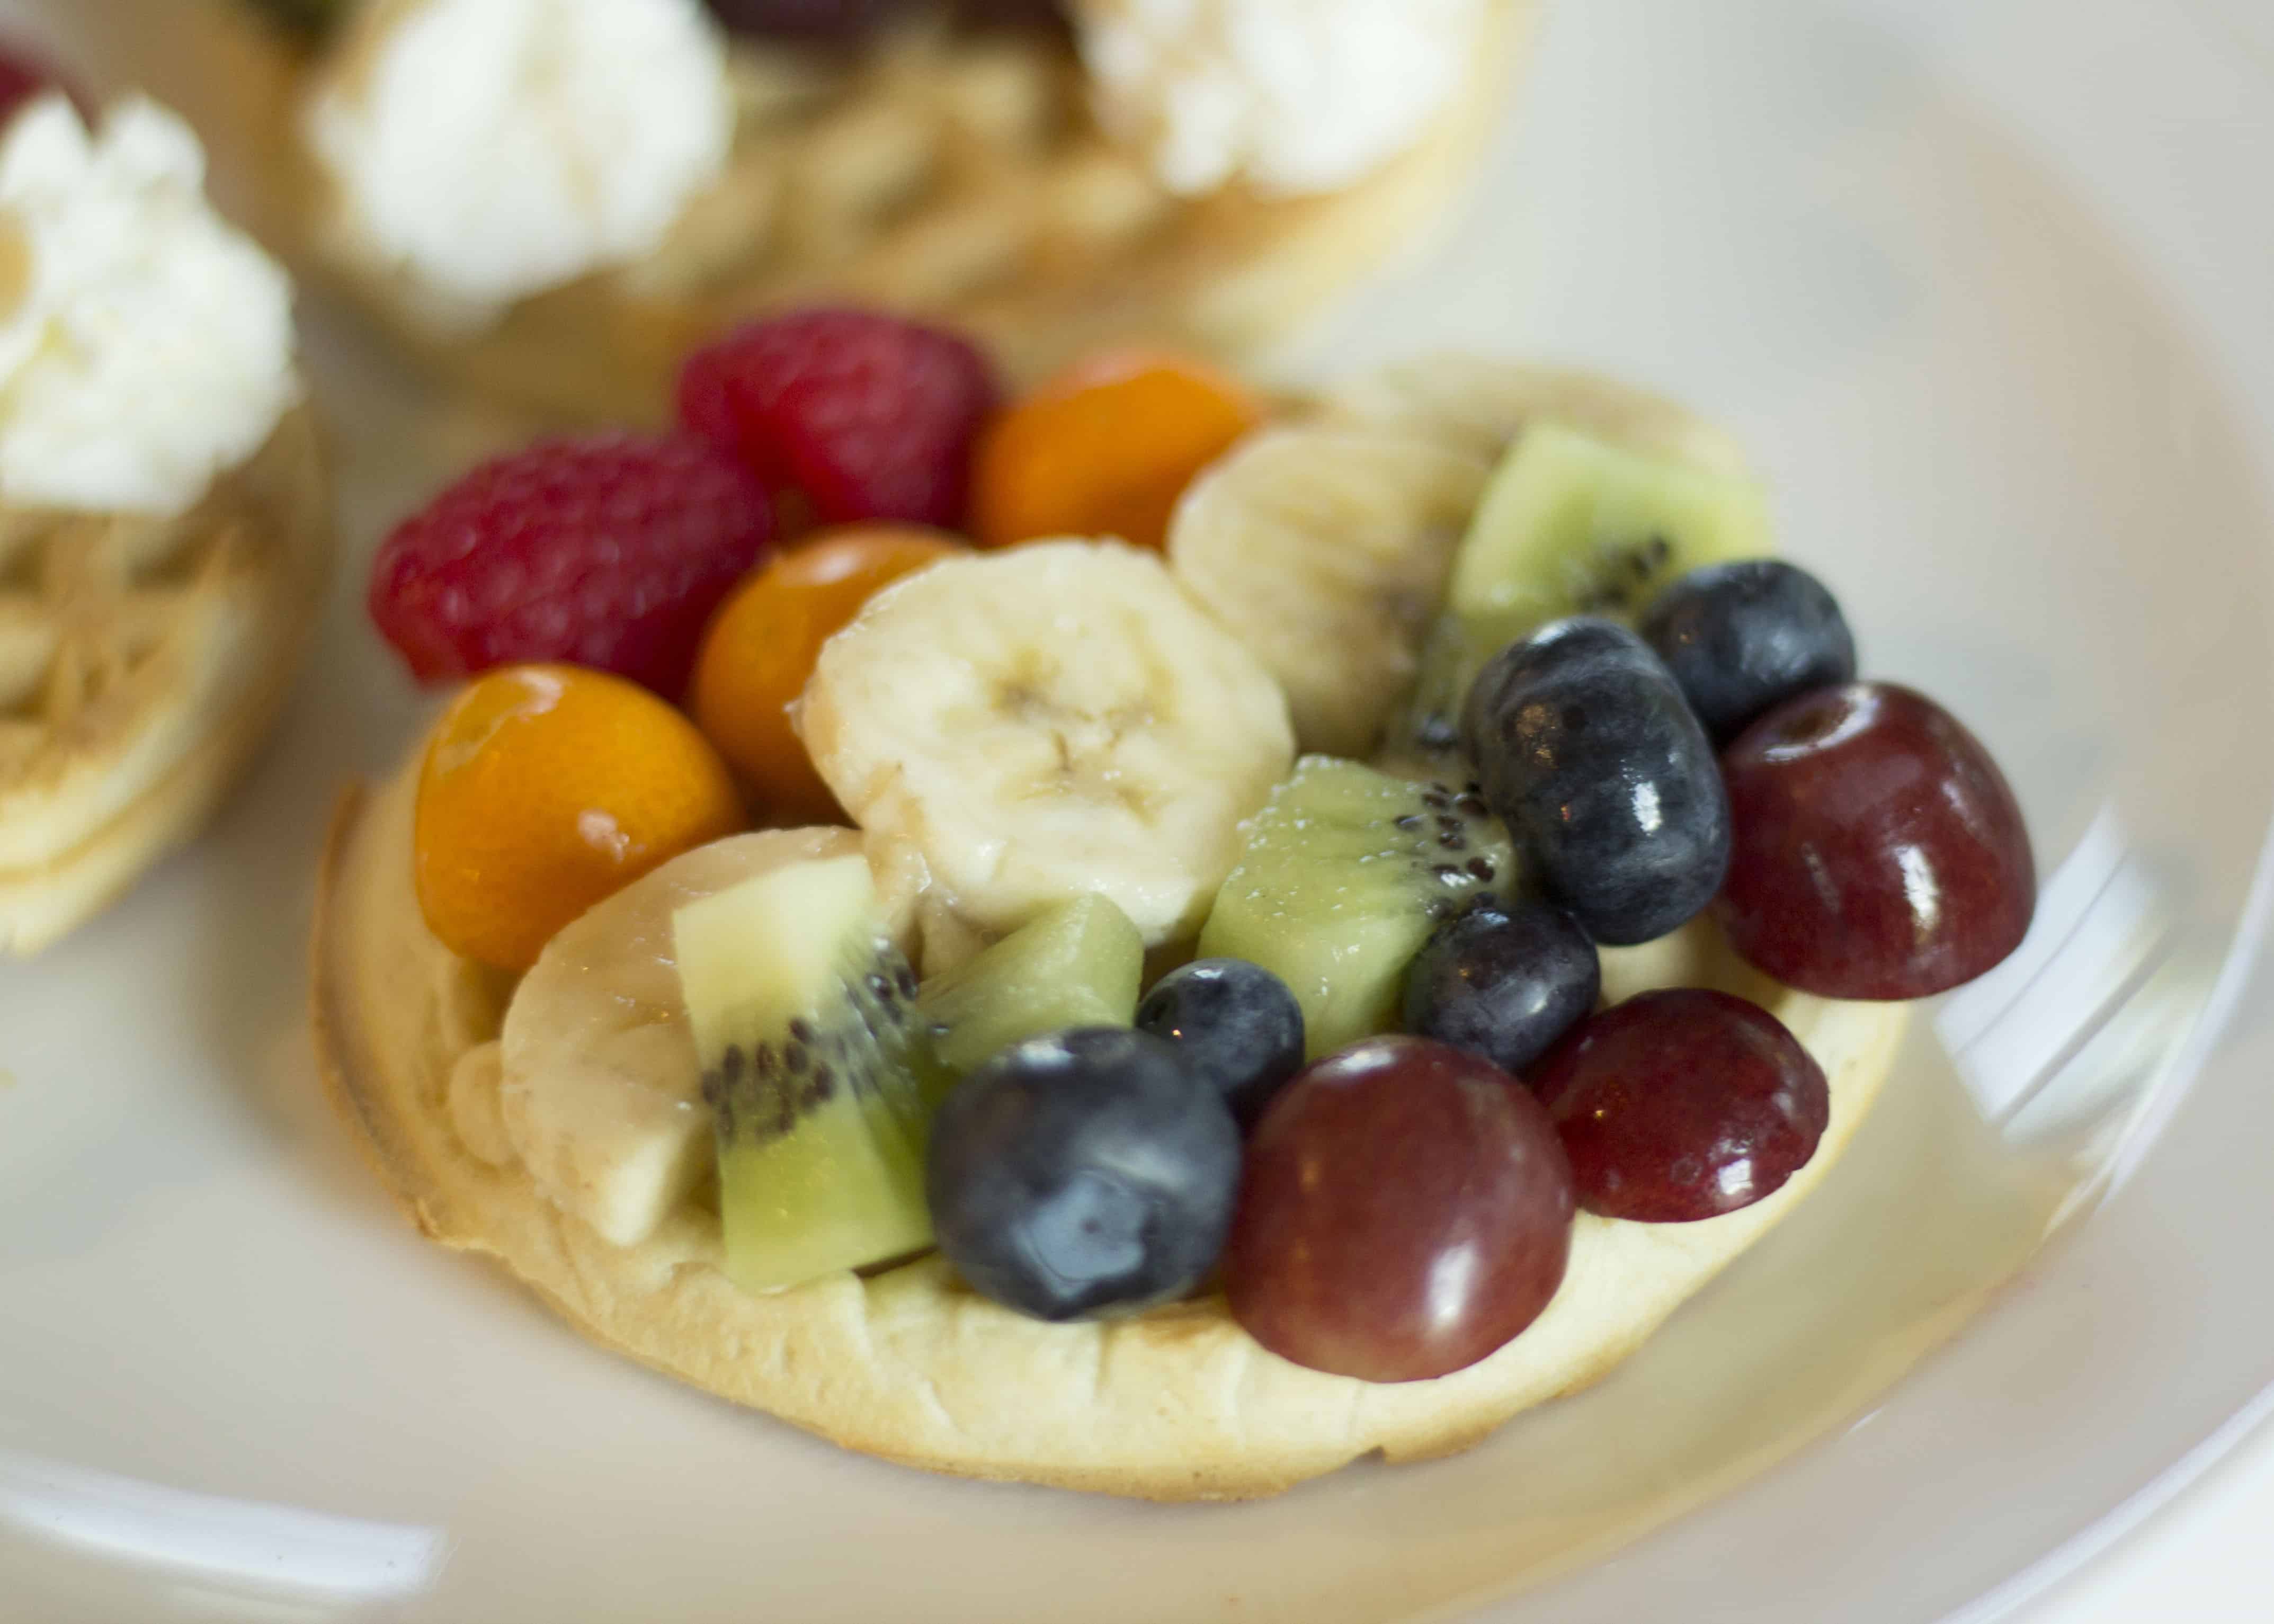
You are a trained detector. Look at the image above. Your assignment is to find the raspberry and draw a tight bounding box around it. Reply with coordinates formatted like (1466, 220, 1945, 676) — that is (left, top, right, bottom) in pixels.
(679, 309, 1000, 531)
(369, 434, 774, 698)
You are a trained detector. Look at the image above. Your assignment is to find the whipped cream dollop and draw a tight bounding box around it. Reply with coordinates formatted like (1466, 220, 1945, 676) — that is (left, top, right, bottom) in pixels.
(306, 0, 734, 323)
(1072, 0, 1488, 196)
(0, 95, 297, 517)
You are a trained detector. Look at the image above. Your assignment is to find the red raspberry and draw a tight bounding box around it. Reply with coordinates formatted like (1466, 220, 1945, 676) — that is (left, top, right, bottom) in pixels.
(679, 309, 1000, 530)
(369, 435, 774, 698)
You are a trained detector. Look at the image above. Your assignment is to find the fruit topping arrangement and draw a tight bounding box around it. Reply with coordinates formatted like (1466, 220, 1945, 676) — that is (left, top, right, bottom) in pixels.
(369, 306, 2039, 1388)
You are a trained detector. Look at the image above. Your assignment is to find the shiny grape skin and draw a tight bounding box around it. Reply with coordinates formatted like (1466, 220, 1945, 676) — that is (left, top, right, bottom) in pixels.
(1530, 988, 1829, 1222)
(1401, 897, 1599, 1076)
(1460, 617, 1732, 945)
(926, 1028, 1242, 1321)
(1135, 958, 1306, 1128)
(1638, 559, 1858, 745)
(1715, 682, 2035, 999)
(1225, 1037, 1575, 1382)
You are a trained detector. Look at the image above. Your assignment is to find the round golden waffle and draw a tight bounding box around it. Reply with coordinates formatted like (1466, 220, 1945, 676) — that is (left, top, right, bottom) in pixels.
(199, 2, 1532, 422)
(311, 759, 1905, 1500)
(0, 408, 331, 954)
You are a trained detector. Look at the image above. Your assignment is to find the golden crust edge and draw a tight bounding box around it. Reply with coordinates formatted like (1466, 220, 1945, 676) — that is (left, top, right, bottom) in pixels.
(310, 759, 1910, 1503)
(0, 405, 334, 955)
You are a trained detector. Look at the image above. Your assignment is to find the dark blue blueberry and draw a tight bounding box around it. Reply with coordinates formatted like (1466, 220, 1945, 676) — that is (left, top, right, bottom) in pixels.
(925, 1027, 1240, 1321)
(1638, 559, 1857, 744)
(1135, 958, 1306, 1127)
(1460, 617, 1731, 945)
(1402, 898, 1599, 1075)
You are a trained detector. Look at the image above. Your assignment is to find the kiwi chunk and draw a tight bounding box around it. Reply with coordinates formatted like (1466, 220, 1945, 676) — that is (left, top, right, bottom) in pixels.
(1196, 757, 1515, 1058)
(1389, 422, 1772, 759)
(674, 854, 940, 1295)
(919, 894, 1144, 1075)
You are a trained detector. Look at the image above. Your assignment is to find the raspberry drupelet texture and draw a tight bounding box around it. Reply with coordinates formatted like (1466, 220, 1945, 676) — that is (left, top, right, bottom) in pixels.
(679, 309, 1000, 531)
(368, 434, 775, 698)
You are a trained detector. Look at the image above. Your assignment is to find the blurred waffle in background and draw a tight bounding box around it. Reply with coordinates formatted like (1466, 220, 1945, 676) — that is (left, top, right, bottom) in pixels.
(0, 46, 329, 952)
(65, 0, 1532, 424)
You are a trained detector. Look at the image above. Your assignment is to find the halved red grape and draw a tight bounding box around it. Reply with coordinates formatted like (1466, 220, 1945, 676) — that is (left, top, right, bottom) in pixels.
(1715, 682, 2034, 999)
(1224, 1037, 1574, 1383)
(1530, 988, 1828, 1222)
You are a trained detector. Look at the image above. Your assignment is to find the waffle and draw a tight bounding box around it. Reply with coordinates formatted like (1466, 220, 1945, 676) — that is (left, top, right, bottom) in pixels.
(312, 760, 1906, 1500)
(204, 2, 1533, 423)
(306, 354, 1915, 1498)
(0, 407, 330, 954)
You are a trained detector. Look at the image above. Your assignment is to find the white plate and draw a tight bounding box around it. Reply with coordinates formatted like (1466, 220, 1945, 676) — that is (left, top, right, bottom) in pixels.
(5, 1, 2273, 1620)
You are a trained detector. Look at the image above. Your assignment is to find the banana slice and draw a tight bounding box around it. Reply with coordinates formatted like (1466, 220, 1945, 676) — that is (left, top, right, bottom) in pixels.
(1166, 427, 1489, 757)
(798, 540, 1295, 948)
(1325, 354, 1756, 478)
(499, 825, 915, 1250)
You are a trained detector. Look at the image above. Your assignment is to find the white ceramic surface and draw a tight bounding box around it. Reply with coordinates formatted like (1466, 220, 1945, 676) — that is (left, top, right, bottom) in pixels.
(4, 1, 2272, 1620)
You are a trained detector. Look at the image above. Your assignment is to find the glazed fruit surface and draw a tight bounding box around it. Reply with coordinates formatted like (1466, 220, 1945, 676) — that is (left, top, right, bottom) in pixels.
(414, 666, 745, 970)
(1463, 617, 1731, 945)
(680, 311, 998, 531)
(1225, 1037, 1575, 1382)
(1402, 896, 1599, 1076)
(1716, 682, 2035, 999)
(689, 524, 961, 822)
(927, 1028, 1243, 1320)
(971, 350, 1262, 553)
(1531, 987, 1831, 1222)
(369, 434, 774, 697)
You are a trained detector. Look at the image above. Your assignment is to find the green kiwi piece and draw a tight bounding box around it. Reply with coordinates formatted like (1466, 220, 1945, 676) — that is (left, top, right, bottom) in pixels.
(1388, 421, 1773, 760)
(918, 894, 1144, 1076)
(674, 854, 942, 1295)
(1196, 757, 1516, 1058)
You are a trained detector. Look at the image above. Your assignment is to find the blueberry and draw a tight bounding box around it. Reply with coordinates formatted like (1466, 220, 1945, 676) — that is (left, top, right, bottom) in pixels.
(1402, 898, 1599, 1075)
(1638, 560, 1857, 744)
(1135, 958, 1306, 1127)
(1460, 617, 1732, 945)
(925, 1028, 1241, 1321)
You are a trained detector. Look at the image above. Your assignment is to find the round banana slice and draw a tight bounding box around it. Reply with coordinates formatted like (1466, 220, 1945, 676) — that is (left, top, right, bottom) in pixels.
(1167, 427, 1490, 756)
(1324, 354, 1758, 477)
(797, 540, 1295, 947)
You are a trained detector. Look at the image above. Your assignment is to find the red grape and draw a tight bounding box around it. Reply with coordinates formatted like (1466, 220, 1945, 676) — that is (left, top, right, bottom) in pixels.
(1530, 989, 1829, 1222)
(1224, 1037, 1574, 1383)
(1715, 682, 2034, 999)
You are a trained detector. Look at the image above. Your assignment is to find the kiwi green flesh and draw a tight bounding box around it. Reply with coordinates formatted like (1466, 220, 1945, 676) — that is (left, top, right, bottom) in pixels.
(918, 894, 1144, 1076)
(676, 871, 939, 1296)
(1387, 421, 1774, 763)
(1196, 757, 1515, 1060)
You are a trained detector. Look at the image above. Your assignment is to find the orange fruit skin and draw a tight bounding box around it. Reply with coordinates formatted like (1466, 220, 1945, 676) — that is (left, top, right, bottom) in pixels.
(969, 350, 1263, 553)
(689, 525, 964, 825)
(414, 665, 747, 971)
